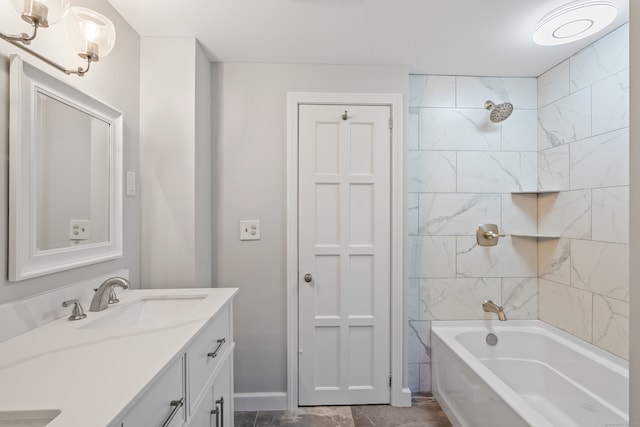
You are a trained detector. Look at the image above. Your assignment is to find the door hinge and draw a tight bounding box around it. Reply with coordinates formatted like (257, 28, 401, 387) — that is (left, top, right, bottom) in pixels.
(388, 118, 393, 129)
(389, 375, 392, 387)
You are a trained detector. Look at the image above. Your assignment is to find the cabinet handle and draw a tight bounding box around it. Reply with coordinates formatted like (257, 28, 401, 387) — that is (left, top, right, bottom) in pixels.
(210, 408, 219, 427)
(161, 398, 184, 427)
(207, 338, 226, 358)
(215, 396, 224, 426)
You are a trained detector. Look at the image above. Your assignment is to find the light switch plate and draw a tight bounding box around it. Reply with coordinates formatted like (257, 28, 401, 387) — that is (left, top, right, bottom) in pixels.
(126, 171, 137, 196)
(240, 220, 261, 241)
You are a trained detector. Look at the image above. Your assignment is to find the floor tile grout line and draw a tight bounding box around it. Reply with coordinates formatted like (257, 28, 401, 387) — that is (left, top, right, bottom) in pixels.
(235, 398, 452, 427)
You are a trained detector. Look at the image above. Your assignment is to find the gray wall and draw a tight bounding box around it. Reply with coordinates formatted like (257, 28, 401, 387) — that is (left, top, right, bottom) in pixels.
(195, 42, 213, 287)
(0, 0, 140, 304)
(211, 62, 409, 394)
(628, 2, 639, 424)
(139, 37, 211, 289)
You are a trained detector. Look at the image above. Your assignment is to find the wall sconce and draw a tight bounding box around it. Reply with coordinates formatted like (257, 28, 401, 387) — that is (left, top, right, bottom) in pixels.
(0, 0, 116, 76)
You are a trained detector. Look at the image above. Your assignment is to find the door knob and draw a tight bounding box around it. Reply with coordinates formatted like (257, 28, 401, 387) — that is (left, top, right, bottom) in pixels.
(304, 273, 313, 283)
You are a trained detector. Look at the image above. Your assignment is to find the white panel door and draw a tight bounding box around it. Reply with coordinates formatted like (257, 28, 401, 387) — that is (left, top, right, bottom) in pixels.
(298, 104, 391, 406)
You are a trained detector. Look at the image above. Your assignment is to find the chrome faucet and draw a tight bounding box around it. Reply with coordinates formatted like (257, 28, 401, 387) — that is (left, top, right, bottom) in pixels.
(482, 300, 507, 321)
(90, 277, 130, 312)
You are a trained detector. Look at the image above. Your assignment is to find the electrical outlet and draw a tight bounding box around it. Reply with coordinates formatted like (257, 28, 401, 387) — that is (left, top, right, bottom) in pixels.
(69, 220, 90, 240)
(240, 220, 261, 241)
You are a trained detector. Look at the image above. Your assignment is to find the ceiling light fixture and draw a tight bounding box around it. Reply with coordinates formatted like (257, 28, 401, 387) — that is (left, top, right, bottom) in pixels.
(0, 0, 116, 76)
(533, 0, 617, 46)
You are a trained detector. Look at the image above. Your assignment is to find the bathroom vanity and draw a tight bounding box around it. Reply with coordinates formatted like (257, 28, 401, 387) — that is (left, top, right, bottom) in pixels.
(0, 287, 238, 427)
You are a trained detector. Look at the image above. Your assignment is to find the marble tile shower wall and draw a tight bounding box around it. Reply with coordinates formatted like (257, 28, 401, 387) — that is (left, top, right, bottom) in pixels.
(537, 24, 629, 361)
(407, 75, 540, 392)
(406, 24, 630, 394)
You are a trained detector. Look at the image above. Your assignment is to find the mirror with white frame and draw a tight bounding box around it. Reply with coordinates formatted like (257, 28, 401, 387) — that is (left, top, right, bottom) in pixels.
(9, 55, 123, 281)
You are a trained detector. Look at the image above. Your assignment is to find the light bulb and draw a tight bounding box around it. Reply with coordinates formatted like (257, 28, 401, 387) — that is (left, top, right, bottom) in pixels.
(64, 7, 116, 62)
(11, 0, 69, 27)
(84, 21, 99, 42)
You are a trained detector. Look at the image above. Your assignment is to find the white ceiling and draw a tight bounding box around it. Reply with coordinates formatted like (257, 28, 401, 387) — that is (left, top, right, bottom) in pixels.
(105, 0, 629, 77)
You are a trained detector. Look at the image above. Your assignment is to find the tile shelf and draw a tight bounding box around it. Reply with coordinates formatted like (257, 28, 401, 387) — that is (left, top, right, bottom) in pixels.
(508, 190, 561, 239)
(511, 190, 560, 195)
(511, 233, 560, 239)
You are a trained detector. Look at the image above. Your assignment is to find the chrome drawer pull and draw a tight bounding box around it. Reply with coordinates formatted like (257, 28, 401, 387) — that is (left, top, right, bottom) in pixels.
(161, 398, 184, 427)
(210, 408, 219, 427)
(216, 396, 224, 427)
(207, 338, 226, 358)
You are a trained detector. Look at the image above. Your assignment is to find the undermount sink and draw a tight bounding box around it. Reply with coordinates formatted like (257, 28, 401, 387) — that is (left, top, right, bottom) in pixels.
(0, 410, 61, 427)
(81, 295, 208, 330)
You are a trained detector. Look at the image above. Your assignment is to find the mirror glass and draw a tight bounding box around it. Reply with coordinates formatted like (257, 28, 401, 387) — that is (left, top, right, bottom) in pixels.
(9, 55, 123, 281)
(36, 93, 111, 251)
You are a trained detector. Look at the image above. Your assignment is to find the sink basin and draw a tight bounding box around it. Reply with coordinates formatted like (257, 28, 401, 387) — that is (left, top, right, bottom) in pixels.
(81, 295, 207, 330)
(0, 410, 61, 427)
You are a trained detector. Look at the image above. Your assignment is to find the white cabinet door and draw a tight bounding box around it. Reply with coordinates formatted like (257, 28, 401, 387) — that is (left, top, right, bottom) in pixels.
(188, 355, 233, 427)
(187, 385, 213, 427)
(211, 356, 232, 427)
(298, 104, 392, 406)
(123, 356, 185, 427)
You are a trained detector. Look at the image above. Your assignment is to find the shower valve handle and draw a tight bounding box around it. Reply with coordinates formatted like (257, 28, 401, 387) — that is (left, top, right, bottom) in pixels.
(484, 230, 505, 240)
(476, 223, 504, 247)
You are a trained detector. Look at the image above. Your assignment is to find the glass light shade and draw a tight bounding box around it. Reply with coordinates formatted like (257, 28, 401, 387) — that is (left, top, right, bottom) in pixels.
(64, 7, 116, 61)
(533, 0, 617, 46)
(11, 0, 70, 27)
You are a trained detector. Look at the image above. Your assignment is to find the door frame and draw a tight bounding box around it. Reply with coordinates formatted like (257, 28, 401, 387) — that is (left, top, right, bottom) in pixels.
(286, 92, 408, 409)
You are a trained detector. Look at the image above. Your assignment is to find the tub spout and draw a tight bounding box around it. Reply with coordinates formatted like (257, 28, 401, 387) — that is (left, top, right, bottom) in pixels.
(483, 300, 507, 321)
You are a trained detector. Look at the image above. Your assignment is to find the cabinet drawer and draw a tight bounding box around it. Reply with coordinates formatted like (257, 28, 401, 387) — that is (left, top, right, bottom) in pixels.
(123, 356, 185, 427)
(187, 305, 230, 411)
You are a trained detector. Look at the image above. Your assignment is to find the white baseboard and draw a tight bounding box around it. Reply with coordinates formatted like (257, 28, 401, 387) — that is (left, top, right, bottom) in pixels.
(234, 392, 288, 411)
(400, 388, 412, 407)
(235, 389, 411, 411)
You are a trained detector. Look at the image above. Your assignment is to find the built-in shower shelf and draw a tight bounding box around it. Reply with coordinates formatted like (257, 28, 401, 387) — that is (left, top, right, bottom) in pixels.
(511, 233, 560, 239)
(511, 190, 560, 195)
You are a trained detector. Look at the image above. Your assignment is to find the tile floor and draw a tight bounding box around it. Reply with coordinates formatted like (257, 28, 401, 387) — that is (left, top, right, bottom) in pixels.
(234, 394, 453, 427)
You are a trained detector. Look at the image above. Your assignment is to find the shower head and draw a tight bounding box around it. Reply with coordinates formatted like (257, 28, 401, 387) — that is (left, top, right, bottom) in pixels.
(484, 100, 513, 123)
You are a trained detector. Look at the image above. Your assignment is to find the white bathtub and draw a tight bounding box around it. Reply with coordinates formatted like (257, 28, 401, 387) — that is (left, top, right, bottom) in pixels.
(431, 320, 628, 427)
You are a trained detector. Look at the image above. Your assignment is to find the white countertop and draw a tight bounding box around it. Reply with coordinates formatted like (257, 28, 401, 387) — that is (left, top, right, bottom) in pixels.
(0, 287, 238, 427)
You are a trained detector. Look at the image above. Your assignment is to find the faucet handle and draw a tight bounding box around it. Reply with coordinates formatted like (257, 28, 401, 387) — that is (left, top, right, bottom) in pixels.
(62, 299, 87, 321)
